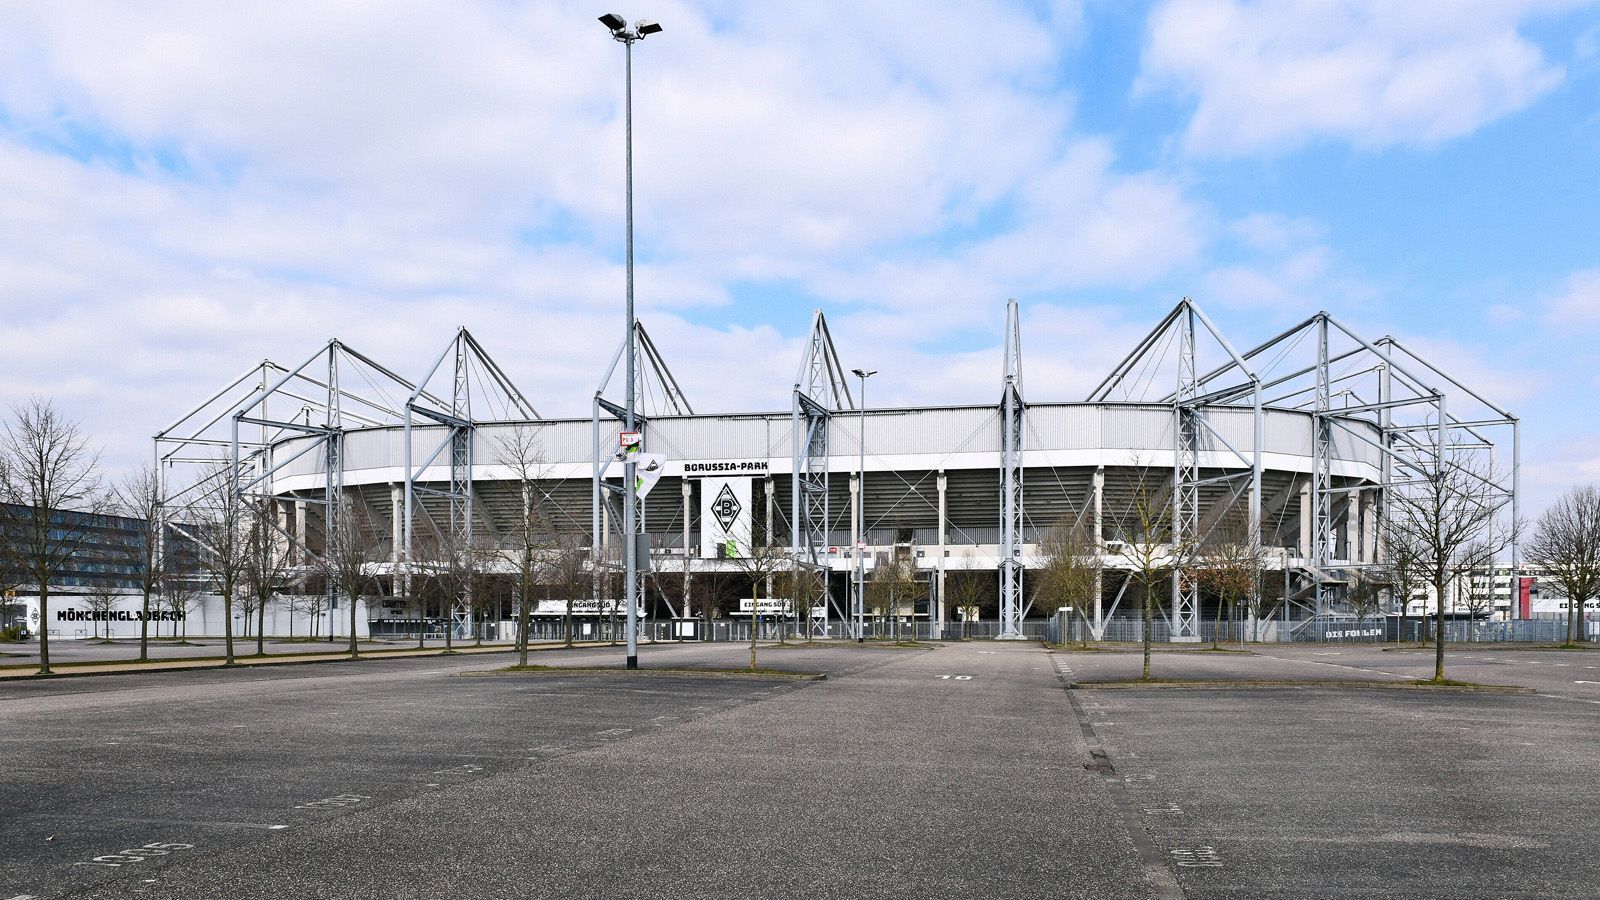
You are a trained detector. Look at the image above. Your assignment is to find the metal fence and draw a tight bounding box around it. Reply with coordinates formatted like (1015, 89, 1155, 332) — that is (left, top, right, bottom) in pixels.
(397, 616, 1598, 647)
(1440, 619, 1598, 643)
(1061, 615, 1597, 645)
(1058, 617, 1270, 644)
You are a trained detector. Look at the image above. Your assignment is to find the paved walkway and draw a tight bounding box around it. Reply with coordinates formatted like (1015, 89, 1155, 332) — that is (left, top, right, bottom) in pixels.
(0, 641, 612, 680)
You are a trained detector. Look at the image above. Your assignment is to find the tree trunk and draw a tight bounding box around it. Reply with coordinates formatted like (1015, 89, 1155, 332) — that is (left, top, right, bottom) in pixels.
(256, 594, 266, 656)
(349, 593, 359, 659)
(38, 584, 52, 675)
(518, 579, 530, 668)
(749, 612, 758, 672)
(1433, 578, 1446, 682)
(564, 599, 574, 649)
(1141, 585, 1152, 681)
(1212, 598, 1222, 650)
(223, 586, 236, 665)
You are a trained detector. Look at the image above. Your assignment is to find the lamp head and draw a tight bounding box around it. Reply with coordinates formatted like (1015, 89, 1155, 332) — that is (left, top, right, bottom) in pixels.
(636, 20, 662, 36)
(852, 368, 877, 379)
(598, 12, 626, 31)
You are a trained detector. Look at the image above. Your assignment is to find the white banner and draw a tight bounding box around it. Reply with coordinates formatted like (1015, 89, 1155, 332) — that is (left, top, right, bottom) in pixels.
(700, 476, 753, 558)
(737, 598, 825, 616)
(530, 598, 640, 617)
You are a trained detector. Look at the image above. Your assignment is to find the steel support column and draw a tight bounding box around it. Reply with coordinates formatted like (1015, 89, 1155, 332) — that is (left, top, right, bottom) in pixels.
(998, 299, 1026, 640)
(1170, 302, 1201, 641)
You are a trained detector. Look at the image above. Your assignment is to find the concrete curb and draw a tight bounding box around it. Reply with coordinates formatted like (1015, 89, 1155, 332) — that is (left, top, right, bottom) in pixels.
(468, 666, 828, 681)
(1070, 678, 1532, 693)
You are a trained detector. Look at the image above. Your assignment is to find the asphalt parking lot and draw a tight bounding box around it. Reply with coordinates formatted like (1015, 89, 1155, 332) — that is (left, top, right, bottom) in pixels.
(3, 640, 1597, 898)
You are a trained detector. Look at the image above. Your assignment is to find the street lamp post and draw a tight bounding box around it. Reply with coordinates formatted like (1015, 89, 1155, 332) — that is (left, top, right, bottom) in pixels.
(852, 368, 876, 643)
(600, 13, 662, 670)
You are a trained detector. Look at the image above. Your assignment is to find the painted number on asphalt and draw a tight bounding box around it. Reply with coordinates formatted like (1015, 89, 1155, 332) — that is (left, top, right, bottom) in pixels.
(294, 793, 372, 810)
(73, 842, 193, 868)
(1171, 847, 1223, 867)
(935, 675, 975, 681)
(427, 763, 484, 777)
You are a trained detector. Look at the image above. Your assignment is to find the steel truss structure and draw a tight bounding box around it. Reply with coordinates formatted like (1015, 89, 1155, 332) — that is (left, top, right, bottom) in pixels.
(155, 297, 1517, 644)
(156, 343, 431, 598)
(791, 310, 855, 637)
(156, 332, 537, 639)
(1089, 298, 1517, 636)
(591, 320, 693, 623)
(404, 328, 538, 638)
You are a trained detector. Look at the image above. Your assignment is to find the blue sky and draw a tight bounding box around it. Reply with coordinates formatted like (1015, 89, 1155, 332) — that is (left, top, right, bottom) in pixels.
(0, 0, 1597, 513)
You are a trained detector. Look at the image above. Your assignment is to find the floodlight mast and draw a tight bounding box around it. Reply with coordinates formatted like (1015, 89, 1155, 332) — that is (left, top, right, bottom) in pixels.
(599, 12, 662, 670)
(852, 368, 876, 642)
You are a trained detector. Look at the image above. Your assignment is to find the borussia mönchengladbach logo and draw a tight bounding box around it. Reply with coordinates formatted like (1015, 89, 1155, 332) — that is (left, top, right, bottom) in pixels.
(711, 483, 742, 533)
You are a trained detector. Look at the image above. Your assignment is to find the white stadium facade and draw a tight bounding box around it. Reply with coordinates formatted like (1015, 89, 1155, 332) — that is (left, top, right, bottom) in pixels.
(149, 298, 1521, 643)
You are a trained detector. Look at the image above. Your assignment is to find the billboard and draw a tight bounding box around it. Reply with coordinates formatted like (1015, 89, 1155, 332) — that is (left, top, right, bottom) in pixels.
(700, 476, 753, 559)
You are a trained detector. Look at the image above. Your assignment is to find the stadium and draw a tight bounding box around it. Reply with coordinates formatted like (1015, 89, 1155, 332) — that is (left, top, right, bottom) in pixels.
(151, 298, 1519, 643)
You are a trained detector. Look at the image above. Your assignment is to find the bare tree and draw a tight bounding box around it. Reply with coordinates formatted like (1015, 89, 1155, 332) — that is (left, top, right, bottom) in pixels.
(413, 525, 480, 654)
(1344, 569, 1385, 637)
(1382, 452, 1509, 682)
(189, 463, 247, 665)
(1376, 529, 1425, 623)
(475, 540, 512, 645)
(290, 591, 329, 639)
(323, 496, 382, 659)
(0, 536, 24, 634)
(115, 465, 166, 661)
(695, 572, 731, 632)
(1526, 485, 1600, 646)
(1195, 527, 1264, 649)
(1459, 554, 1500, 640)
(1034, 520, 1101, 648)
(866, 553, 922, 643)
(0, 398, 109, 674)
(497, 425, 554, 665)
(82, 582, 120, 641)
(944, 571, 989, 639)
(1103, 464, 1194, 681)
(543, 531, 591, 648)
(775, 564, 824, 643)
(158, 574, 204, 642)
(241, 496, 295, 655)
(725, 536, 792, 671)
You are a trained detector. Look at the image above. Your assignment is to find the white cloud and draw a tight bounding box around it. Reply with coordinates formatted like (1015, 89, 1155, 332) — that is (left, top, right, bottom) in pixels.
(1140, 0, 1575, 155)
(0, 1, 1219, 478)
(1544, 268, 1600, 326)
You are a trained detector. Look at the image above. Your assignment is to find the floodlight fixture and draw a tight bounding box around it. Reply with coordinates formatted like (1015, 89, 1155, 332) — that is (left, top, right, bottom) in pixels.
(599, 11, 666, 670)
(852, 368, 877, 379)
